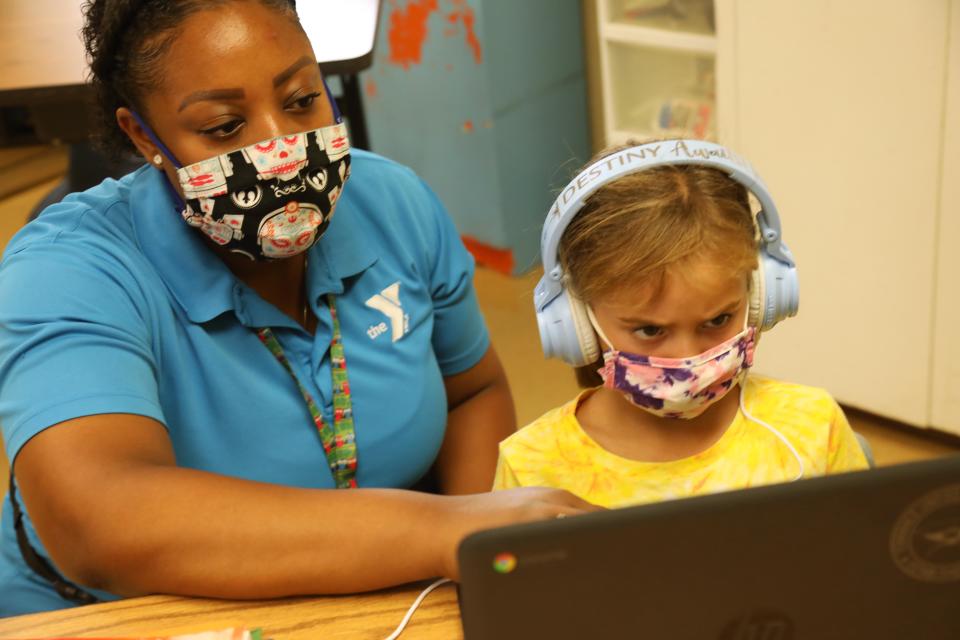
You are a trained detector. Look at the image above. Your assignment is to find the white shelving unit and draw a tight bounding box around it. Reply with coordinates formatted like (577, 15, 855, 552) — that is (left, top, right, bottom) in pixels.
(596, 0, 719, 145)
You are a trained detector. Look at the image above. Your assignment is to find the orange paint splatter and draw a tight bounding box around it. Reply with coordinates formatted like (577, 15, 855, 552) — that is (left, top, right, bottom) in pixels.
(446, 5, 482, 64)
(387, 0, 483, 69)
(365, 79, 378, 99)
(387, 0, 439, 69)
(462, 235, 514, 275)
(461, 10, 483, 63)
(386, 0, 483, 69)
(461, 120, 474, 133)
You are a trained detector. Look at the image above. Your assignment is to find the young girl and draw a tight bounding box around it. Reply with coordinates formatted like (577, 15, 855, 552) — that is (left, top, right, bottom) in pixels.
(494, 139, 869, 508)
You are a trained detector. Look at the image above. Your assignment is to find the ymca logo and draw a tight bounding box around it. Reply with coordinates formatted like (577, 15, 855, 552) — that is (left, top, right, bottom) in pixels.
(365, 282, 409, 342)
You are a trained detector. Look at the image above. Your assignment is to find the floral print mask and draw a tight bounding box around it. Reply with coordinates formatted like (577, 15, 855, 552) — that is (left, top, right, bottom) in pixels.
(589, 308, 757, 419)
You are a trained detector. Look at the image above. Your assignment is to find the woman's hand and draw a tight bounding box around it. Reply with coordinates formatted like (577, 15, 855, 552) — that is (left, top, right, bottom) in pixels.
(437, 487, 604, 580)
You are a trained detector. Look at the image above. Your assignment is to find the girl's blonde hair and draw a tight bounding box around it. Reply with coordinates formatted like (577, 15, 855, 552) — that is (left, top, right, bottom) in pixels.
(558, 143, 758, 305)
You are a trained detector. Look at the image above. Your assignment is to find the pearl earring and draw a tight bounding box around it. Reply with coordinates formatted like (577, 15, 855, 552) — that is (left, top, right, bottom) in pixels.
(153, 154, 163, 166)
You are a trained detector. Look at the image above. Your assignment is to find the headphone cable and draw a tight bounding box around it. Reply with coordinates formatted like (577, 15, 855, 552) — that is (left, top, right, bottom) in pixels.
(738, 380, 805, 482)
(383, 577, 452, 640)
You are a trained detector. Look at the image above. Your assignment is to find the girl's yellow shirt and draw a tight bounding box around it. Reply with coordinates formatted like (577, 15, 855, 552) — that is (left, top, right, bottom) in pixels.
(493, 375, 869, 508)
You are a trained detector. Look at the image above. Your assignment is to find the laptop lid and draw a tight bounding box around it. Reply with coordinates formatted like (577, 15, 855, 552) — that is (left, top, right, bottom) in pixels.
(458, 455, 960, 640)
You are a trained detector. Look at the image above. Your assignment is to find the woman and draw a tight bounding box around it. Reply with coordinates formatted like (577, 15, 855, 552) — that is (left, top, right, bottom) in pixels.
(0, 0, 595, 615)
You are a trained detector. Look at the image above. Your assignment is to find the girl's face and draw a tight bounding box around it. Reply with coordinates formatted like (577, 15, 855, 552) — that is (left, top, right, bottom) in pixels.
(590, 257, 750, 359)
(119, 1, 336, 194)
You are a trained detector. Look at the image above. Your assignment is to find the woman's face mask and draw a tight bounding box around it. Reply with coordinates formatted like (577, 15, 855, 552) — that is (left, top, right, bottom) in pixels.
(175, 123, 351, 261)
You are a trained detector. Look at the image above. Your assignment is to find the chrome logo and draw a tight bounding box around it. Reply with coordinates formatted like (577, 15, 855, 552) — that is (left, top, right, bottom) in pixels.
(492, 552, 517, 574)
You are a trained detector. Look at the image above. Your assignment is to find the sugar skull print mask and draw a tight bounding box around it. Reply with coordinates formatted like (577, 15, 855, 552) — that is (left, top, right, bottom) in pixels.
(587, 307, 757, 420)
(175, 123, 351, 261)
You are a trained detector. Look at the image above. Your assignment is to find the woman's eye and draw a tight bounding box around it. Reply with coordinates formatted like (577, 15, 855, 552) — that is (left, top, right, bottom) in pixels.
(199, 119, 243, 138)
(633, 325, 663, 340)
(287, 92, 322, 111)
(704, 313, 732, 329)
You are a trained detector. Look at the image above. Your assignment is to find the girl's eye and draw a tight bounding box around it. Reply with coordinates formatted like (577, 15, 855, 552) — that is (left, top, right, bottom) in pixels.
(199, 119, 243, 138)
(287, 92, 322, 110)
(633, 325, 663, 340)
(704, 313, 732, 329)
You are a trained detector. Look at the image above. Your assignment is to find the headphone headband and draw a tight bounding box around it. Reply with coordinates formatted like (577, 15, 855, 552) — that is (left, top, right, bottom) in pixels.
(535, 139, 795, 313)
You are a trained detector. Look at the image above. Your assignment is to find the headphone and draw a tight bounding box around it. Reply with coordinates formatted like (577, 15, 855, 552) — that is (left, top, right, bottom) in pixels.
(534, 139, 799, 366)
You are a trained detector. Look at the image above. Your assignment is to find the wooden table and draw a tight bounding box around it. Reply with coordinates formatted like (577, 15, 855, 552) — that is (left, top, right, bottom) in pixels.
(0, 582, 463, 639)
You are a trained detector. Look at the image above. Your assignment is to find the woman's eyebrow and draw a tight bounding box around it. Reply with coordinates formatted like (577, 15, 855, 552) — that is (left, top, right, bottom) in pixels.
(273, 55, 316, 88)
(178, 88, 245, 112)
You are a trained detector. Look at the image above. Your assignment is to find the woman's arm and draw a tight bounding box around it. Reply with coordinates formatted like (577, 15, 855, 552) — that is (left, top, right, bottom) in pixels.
(15, 413, 595, 599)
(436, 346, 516, 494)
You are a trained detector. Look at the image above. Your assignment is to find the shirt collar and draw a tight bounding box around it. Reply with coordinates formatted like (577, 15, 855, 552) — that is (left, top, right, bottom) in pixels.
(130, 167, 377, 324)
(131, 167, 236, 324)
(306, 181, 378, 298)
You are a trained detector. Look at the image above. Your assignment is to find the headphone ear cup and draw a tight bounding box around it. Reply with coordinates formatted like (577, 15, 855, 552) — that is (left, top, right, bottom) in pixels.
(748, 263, 764, 329)
(535, 282, 599, 367)
(761, 252, 800, 329)
(752, 251, 800, 330)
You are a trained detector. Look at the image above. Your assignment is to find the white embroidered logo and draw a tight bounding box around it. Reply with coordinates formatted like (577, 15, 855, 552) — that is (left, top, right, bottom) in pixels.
(365, 282, 408, 342)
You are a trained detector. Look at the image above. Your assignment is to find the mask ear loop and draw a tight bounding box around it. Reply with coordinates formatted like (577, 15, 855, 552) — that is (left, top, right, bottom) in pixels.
(321, 75, 344, 124)
(130, 111, 184, 169)
(320, 75, 343, 124)
(128, 111, 187, 210)
(585, 305, 616, 352)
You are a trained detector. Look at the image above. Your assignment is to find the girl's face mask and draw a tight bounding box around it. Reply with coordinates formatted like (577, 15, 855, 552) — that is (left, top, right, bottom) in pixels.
(175, 123, 350, 261)
(588, 307, 757, 420)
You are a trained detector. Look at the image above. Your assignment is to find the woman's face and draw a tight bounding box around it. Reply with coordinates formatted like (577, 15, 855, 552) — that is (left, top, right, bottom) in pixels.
(121, 1, 335, 190)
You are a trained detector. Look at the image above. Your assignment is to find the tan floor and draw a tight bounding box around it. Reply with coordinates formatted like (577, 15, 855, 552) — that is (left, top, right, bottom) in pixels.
(0, 167, 957, 499)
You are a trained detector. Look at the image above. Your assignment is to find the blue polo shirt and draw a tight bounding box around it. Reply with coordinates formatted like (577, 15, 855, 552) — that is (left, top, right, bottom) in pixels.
(0, 150, 490, 615)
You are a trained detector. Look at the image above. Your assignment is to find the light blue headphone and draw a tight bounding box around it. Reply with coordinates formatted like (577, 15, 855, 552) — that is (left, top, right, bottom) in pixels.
(534, 139, 799, 366)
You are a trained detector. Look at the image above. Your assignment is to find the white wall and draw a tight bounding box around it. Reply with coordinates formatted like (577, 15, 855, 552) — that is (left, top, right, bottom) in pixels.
(727, 0, 952, 428)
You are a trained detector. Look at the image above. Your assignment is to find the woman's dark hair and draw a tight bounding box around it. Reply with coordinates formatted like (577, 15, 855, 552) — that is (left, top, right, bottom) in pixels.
(81, 0, 299, 158)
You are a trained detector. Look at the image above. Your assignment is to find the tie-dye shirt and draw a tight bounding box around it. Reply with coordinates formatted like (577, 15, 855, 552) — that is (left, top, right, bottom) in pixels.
(493, 375, 868, 508)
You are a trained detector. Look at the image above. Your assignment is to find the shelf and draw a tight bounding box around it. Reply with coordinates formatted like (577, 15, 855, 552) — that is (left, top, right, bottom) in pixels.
(607, 129, 654, 145)
(606, 125, 716, 147)
(602, 22, 716, 54)
(603, 42, 716, 142)
(605, 0, 716, 36)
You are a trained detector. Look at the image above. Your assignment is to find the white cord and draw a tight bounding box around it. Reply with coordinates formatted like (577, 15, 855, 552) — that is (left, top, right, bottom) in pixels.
(383, 578, 452, 640)
(738, 382, 805, 482)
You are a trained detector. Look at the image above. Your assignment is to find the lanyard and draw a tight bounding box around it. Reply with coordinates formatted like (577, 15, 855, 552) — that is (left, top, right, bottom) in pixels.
(256, 294, 358, 488)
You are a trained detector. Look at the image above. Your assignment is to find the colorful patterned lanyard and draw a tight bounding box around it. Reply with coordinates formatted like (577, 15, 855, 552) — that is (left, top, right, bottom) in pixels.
(256, 294, 358, 488)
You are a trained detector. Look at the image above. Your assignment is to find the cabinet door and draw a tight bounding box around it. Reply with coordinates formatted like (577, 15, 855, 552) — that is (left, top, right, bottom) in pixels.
(931, 0, 960, 435)
(730, 0, 950, 426)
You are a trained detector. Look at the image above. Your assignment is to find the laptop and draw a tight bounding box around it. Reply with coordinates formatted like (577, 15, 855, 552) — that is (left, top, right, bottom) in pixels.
(458, 455, 960, 640)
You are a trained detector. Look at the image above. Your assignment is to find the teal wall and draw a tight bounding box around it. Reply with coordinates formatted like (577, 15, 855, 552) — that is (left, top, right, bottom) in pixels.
(359, 0, 589, 273)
